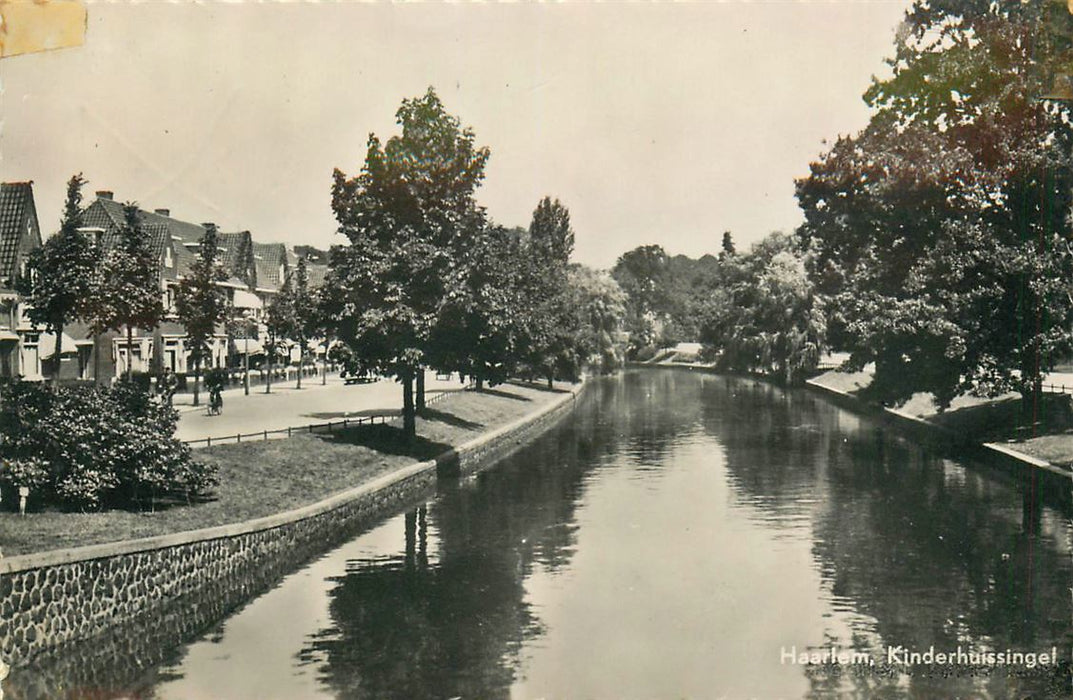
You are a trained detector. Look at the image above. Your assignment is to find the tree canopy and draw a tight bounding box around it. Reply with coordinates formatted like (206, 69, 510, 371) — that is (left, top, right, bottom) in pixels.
(796, 0, 1073, 408)
(97, 203, 166, 381)
(328, 88, 490, 437)
(174, 224, 227, 406)
(22, 174, 99, 385)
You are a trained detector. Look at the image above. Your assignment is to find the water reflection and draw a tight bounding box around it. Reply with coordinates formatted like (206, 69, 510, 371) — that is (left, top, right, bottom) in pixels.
(703, 377, 1072, 697)
(7, 369, 1070, 699)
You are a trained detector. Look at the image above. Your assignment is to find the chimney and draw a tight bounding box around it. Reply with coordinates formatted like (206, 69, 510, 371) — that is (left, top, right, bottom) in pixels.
(96, 190, 113, 200)
(154, 208, 170, 217)
(201, 222, 217, 231)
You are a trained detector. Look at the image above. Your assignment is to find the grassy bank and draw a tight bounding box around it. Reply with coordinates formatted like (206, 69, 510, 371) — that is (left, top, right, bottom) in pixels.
(810, 369, 1073, 468)
(0, 381, 572, 557)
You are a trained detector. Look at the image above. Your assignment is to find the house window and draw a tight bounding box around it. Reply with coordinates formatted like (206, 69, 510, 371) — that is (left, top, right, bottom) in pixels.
(165, 248, 174, 269)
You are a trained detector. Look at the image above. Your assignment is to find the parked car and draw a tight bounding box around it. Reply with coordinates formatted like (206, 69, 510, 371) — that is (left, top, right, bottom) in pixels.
(340, 368, 376, 385)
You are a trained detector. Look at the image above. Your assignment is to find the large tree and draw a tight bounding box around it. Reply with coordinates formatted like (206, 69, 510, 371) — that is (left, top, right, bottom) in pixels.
(565, 265, 628, 375)
(329, 87, 489, 438)
(698, 233, 824, 384)
(611, 244, 673, 356)
(520, 197, 579, 388)
(796, 0, 1073, 409)
(430, 224, 528, 389)
(174, 225, 228, 406)
(264, 274, 292, 395)
(97, 203, 166, 382)
(273, 256, 315, 389)
(22, 174, 99, 386)
(528, 196, 574, 264)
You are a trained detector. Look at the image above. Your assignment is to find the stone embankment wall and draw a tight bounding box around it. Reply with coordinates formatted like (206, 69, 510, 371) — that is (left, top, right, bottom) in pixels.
(0, 381, 585, 685)
(805, 378, 1073, 504)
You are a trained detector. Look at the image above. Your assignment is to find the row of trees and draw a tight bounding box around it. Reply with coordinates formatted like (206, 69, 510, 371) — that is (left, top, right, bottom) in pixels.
(610, 243, 726, 354)
(20, 173, 326, 404)
(796, 0, 1073, 409)
(609, 234, 824, 386)
(22, 176, 166, 386)
(325, 88, 626, 438)
(6, 179, 230, 510)
(622, 0, 1073, 410)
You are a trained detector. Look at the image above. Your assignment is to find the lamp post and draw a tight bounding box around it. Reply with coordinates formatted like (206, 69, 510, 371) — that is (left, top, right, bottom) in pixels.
(243, 314, 250, 396)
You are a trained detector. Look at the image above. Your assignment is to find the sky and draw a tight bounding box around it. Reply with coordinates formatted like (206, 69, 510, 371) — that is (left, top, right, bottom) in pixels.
(0, 2, 911, 270)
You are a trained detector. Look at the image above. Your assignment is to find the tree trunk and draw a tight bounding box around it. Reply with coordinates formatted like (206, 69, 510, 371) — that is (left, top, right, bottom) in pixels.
(93, 331, 101, 386)
(266, 340, 273, 394)
(402, 368, 416, 440)
(52, 321, 64, 388)
(476, 376, 485, 390)
(416, 369, 426, 410)
(546, 374, 553, 390)
(193, 355, 201, 406)
(322, 336, 328, 385)
(297, 340, 304, 389)
(126, 325, 135, 383)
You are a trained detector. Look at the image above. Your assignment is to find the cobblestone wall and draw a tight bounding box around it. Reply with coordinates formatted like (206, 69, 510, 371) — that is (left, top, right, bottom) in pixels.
(0, 381, 583, 695)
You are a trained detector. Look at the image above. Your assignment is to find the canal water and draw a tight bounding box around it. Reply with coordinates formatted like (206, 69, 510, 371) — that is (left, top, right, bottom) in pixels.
(14, 370, 1073, 698)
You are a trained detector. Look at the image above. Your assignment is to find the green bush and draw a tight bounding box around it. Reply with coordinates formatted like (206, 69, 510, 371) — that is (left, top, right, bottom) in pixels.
(633, 345, 659, 362)
(0, 381, 216, 511)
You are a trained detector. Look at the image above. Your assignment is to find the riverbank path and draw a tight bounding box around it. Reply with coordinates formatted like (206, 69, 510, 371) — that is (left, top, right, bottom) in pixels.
(174, 371, 466, 444)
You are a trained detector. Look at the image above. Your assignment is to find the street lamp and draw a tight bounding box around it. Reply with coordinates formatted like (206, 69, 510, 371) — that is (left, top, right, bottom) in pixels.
(243, 317, 250, 396)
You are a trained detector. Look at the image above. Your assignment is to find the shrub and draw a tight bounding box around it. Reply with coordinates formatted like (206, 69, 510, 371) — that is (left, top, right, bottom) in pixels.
(633, 345, 659, 362)
(0, 456, 49, 509)
(0, 381, 216, 511)
(125, 370, 153, 392)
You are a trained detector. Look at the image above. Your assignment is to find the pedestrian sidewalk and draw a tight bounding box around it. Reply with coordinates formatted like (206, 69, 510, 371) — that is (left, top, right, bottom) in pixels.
(174, 371, 466, 445)
(171, 372, 336, 414)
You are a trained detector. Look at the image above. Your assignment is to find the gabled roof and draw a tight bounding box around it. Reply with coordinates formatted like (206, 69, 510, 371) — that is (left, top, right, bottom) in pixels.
(0, 182, 40, 286)
(98, 223, 172, 265)
(305, 263, 329, 290)
(252, 241, 289, 292)
(218, 230, 256, 289)
(84, 197, 204, 277)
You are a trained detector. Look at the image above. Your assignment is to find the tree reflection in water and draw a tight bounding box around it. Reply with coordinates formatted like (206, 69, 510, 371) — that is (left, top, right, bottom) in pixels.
(15, 370, 1068, 699)
(300, 372, 710, 699)
(703, 376, 1072, 698)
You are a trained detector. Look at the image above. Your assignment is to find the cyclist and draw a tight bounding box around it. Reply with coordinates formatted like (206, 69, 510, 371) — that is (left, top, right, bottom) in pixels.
(209, 385, 223, 415)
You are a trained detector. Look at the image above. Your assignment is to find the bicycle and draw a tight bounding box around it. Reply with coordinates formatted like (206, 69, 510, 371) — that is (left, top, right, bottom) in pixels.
(207, 388, 223, 416)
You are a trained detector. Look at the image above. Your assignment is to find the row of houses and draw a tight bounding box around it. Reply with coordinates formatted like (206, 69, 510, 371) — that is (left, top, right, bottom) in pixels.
(0, 182, 329, 383)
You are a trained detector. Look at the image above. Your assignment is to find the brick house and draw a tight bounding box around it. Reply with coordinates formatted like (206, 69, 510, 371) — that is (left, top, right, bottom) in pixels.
(0, 182, 43, 379)
(82, 192, 230, 379)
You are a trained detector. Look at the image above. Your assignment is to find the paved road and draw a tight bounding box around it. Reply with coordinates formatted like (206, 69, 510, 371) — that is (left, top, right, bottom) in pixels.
(175, 371, 466, 444)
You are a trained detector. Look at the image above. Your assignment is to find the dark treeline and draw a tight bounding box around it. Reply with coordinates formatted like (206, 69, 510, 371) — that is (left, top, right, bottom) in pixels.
(611, 233, 823, 386)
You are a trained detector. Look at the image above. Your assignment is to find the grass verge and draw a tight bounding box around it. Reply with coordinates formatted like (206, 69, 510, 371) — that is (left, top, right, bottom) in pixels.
(0, 381, 571, 557)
